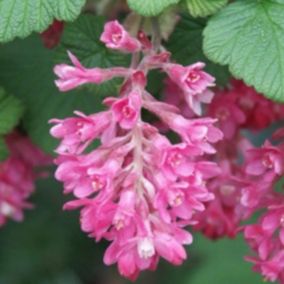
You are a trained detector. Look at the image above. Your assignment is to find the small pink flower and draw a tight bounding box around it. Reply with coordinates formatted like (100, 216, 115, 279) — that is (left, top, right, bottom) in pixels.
(208, 90, 246, 139)
(168, 115, 223, 153)
(110, 90, 142, 129)
(50, 111, 112, 154)
(164, 63, 215, 114)
(245, 141, 283, 176)
(100, 20, 142, 53)
(54, 51, 129, 91)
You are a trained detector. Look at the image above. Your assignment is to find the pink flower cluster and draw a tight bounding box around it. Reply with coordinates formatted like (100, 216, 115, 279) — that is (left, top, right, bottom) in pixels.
(243, 134, 284, 283)
(51, 20, 222, 280)
(163, 78, 284, 241)
(184, 79, 284, 283)
(0, 132, 51, 226)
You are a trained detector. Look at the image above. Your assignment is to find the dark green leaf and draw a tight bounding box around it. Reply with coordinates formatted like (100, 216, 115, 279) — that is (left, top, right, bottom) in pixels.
(0, 137, 9, 161)
(0, 88, 24, 135)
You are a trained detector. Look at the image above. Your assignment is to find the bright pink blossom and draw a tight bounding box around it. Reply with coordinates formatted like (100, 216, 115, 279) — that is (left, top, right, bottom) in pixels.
(100, 20, 142, 53)
(110, 90, 142, 129)
(208, 89, 246, 139)
(164, 62, 215, 114)
(54, 51, 130, 91)
(245, 141, 284, 176)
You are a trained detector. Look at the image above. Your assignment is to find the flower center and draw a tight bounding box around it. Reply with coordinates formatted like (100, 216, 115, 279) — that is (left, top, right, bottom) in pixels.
(111, 33, 122, 44)
(262, 154, 273, 169)
(92, 176, 105, 191)
(186, 71, 200, 84)
(168, 152, 183, 168)
(114, 218, 125, 230)
(171, 193, 184, 207)
(122, 105, 135, 119)
(137, 238, 155, 259)
(216, 108, 229, 121)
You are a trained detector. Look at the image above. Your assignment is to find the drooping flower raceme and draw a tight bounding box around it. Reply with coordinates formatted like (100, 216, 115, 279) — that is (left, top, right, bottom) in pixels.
(0, 132, 51, 227)
(51, 20, 223, 280)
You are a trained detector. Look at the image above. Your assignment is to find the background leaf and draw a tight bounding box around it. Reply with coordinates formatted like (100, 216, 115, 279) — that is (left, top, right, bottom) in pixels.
(0, 88, 24, 135)
(127, 0, 181, 16)
(166, 14, 230, 86)
(0, 88, 23, 161)
(0, 138, 9, 161)
(0, 35, 103, 154)
(0, 0, 86, 43)
(186, 0, 228, 17)
(55, 15, 130, 97)
(203, 0, 284, 101)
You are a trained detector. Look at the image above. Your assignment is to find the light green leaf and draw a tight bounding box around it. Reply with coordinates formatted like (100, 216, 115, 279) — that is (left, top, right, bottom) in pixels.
(186, 0, 228, 17)
(166, 14, 230, 86)
(0, 88, 24, 135)
(127, 0, 181, 16)
(0, 137, 9, 161)
(55, 15, 130, 97)
(0, 35, 103, 154)
(203, 0, 284, 101)
(0, 0, 86, 43)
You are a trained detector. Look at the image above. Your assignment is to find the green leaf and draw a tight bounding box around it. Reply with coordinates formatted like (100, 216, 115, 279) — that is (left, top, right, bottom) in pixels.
(0, 0, 86, 43)
(186, 0, 228, 17)
(127, 0, 181, 16)
(166, 14, 230, 86)
(0, 88, 24, 135)
(203, 0, 284, 101)
(55, 15, 130, 97)
(0, 35, 103, 154)
(0, 137, 9, 161)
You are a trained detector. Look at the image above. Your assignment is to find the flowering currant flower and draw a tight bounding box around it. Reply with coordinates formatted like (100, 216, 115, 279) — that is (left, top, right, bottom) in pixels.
(163, 62, 215, 115)
(54, 51, 131, 92)
(100, 20, 142, 53)
(0, 132, 51, 227)
(245, 141, 284, 177)
(51, 20, 223, 280)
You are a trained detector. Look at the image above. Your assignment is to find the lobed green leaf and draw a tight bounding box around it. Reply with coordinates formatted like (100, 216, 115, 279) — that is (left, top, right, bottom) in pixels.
(203, 0, 284, 101)
(127, 0, 181, 16)
(186, 0, 228, 17)
(0, 0, 86, 43)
